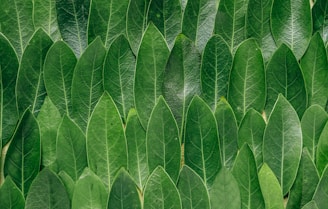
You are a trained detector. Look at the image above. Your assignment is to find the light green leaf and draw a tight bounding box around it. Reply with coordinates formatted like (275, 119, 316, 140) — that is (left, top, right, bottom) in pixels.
(88, 0, 129, 48)
(134, 23, 170, 129)
(177, 165, 210, 209)
(16, 29, 53, 116)
(265, 44, 307, 117)
(313, 166, 328, 209)
(56, 0, 90, 57)
(201, 35, 232, 109)
(312, 0, 328, 44)
(144, 166, 182, 209)
(263, 94, 302, 195)
(210, 167, 241, 209)
(107, 168, 142, 209)
(4, 109, 40, 196)
(25, 168, 70, 209)
(87, 92, 127, 190)
(232, 144, 265, 209)
(271, 0, 312, 59)
(215, 99, 238, 170)
(44, 41, 77, 116)
(316, 121, 328, 175)
(104, 35, 135, 122)
(258, 164, 284, 209)
(58, 171, 75, 201)
(71, 37, 106, 132)
(147, 96, 180, 182)
(0, 176, 25, 209)
(227, 39, 266, 123)
(184, 96, 221, 187)
(301, 201, 319, 209)
(182, 0, 217, 51)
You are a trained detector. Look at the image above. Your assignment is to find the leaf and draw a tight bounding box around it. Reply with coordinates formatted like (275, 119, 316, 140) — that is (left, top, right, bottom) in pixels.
(258, 164, 284, 209)
(71, 37, 106, 132)
(44, 41, 77, 116)
(4, 109, 40, 196)
(232, 144, 265, 209)
(56, 115, 87, 181)
(58, 171, 75, 201)
(214, 99, 238, 170)
(144, 166, 182, 209)
(0, 33, 19, 146)
(88, 0, 129, 48)
(125, 109, 148, 189)
(313, 166, 328, 209)
(72, 168, 108, 209)
(134, 23, 170, 128)
(301, 201, 319, 209)
(0, 176, 25, 209)
(271, 0, 312, 59)
(300, 32, 328, 108)
(163, 34, 201, 136)
(265, 44, 307, 117)
(215, 0, 248, 52)
(25, 168, 70, 209)
(177, 165, 210, 209)
(301, 105, 328, 160)
(227, 39, 266, 123)
(16, 29, 53, 116)
(107, 168, 142, 209)
(316, 121, 328, 175)
(86, 92, 127, 190)
(312, 0, 328, 44)
(209, 167, 241, 209)
(147, 96, 181, 182)
(182, 0, 217, 51)
(56, 0, 90, 57)
(238, 109, 265, 170)
(0, 0, 34, 58)
(184, 96, 221, 187)
(201, 35, 232, 109)
(104, 35, 136, 122)
(263, 94, 302, 195)
(148, 0, 182, 50)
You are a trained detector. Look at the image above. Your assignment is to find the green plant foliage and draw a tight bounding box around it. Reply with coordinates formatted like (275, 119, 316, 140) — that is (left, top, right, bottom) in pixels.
(312, 166, 328, 208)
(0, 176, 25, 209)
(58, 171, 75, 201)
(312, 0, 328, 44)
(316, 121, 328, 175)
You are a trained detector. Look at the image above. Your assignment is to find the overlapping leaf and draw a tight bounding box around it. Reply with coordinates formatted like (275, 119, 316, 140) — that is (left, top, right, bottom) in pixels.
(0, 176, 25, 209)
(313, 166, 328, 209)
(316, 121, 328, 175)
(312, 0, 328, 44)
(58, 171, 75, 201)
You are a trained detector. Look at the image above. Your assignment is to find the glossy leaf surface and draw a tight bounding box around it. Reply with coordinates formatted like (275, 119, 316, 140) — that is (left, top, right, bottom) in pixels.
(0, 176, 25, 209)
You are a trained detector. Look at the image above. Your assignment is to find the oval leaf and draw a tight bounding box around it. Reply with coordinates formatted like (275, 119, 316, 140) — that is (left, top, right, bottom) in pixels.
(0, 176, 25, 209)
(313, 166, 328, 209)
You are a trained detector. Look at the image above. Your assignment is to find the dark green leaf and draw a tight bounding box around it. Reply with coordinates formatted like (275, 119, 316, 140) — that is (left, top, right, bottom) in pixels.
(312, 0, 328, 44)
(301, 201, 319, 209)
(313, 166, 328, 209)
(316, 121, 328, 175)
(263, 94, 302, 195)
(0, 176, 25, 209)
(58, 171, 75, 201)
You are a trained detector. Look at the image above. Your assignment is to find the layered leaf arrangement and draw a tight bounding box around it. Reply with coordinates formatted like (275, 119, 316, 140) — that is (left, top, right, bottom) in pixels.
(0, 0, 328, 208)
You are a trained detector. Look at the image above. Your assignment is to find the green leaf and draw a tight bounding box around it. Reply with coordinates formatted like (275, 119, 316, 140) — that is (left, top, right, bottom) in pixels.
(238, 109, 265, 170)
(316, 121, 328, 175)
(72, 168, 108, 209)
(232, 144, 265, 209)
(58, 171, 75, 201)
(313, 166, 328, 209)
(265, 44, 307, 117)
(312, 0, 328, 44)
(258, 164, 284, 209)
(215, 99, 238, 170)
(44, 41, 77, 116)
(300, 32, 328, 108)
(71, 37, 106, 132)
(182, 0, 217, 51)
(271, 0, 312, 59)
(16, 29, 53, 116)
(301, 105, 328, 160)
(263, 94, 302, 195)
(4, 109, 40, 196)
(0, 33, 19, 146)
(56, 0, 90, 57)
(134, 23, 170, 128)
(107, 168, 142, 209)
(87, 92, 127, 190)
(227, 39, 266, 123)
(0, 176, 25, 209)
(147, 96, 180, 182)
(301, 201, 319, 209)
(163, 35, 201, 136)
(144, 166, 182, 209)
(177, 165, 210, 209)
(0, 0, 34, 59)
(201, 35, 232, 109)
(88, 0, 129, 48)
(209, 167, 241, 209)
(56, 115, 87, 181)
(215, 0, 249, 52)
(184, 96, 221, 187)
(125, 109, 148, 189)
(104, 35, 135, 122)
(25, 168, 70, 209)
